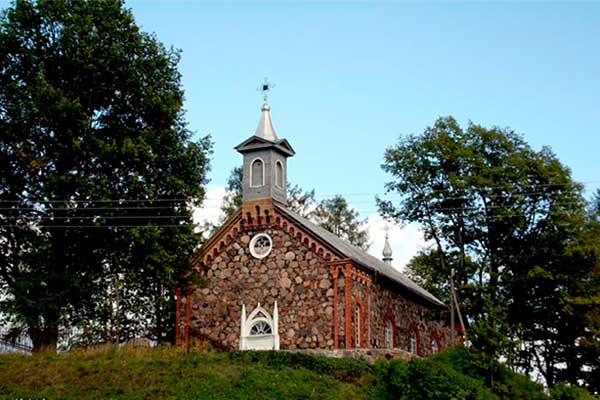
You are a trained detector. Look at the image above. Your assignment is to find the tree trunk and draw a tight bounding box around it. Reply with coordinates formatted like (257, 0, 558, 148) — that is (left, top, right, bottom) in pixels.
(29, 324, 59, 353)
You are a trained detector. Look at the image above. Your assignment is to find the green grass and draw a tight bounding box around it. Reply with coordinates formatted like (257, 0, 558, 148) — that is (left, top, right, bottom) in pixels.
(0, 347, 372, 400)
(0, 346, 594, 399)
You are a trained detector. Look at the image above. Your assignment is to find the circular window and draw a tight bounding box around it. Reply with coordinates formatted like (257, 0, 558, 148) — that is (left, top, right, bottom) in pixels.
(249, 233, 273, 259)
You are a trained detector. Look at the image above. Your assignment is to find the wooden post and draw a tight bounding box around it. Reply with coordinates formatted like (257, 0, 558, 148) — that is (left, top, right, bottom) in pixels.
(175, 287, 181, 347)
(450, 269, 455, 347)
(184, 287, 192, 352)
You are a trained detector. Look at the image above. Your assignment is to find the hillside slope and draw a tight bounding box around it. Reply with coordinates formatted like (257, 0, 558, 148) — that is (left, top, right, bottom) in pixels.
(0, 347, 593, 399)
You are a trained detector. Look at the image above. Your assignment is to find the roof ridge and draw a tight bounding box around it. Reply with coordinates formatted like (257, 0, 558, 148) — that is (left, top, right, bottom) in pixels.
(274, 204, 444, 307)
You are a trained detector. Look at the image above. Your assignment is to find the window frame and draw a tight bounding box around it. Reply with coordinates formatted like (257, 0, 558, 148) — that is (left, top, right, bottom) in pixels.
(249, 157, 265, 188)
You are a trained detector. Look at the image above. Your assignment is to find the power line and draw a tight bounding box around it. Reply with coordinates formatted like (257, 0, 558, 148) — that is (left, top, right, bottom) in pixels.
(0, 224, 196, 229)
(1, 215, 191, 220)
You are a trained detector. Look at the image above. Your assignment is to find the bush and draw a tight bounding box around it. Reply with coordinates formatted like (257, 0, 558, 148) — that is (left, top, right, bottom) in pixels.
(375, 356, 496, 400)
(227, 351, 373, 383)
(433, 347, 547, 400)
(550, 382, 597, 400)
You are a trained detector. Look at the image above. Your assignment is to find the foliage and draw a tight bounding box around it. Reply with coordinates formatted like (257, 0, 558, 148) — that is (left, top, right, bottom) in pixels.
(432, 346, 547, 400)
(375, 357, 496, 400)
(550, 382, 597, 400)
(0, 0, 212, 351)
(312, 195, 370, 250)
(377, 116, 599, 388)
(219, 166, 243, 221)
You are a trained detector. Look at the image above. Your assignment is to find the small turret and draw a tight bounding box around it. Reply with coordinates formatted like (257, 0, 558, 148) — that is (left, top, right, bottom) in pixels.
(382, 232, 393, 265)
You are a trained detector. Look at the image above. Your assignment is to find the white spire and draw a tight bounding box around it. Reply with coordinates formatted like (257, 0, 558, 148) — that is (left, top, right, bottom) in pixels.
(382, 232, 393, 265)
(255, 101, 279, 141)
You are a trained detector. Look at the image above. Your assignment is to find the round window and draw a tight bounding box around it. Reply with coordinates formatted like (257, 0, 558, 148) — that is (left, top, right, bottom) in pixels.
(249, 233, 273, 259)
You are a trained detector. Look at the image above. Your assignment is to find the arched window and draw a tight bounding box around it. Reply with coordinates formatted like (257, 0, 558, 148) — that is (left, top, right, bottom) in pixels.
(275, 160, 284, 188)
(385, 318, 394, 349)
(250, 320, 272, 336)
(431, 332, 442, 354)
(355, 305, 361, 348)
(408, 323, 419, 355)
(250, 158, 264, 187)
(431, 338, 439, 354)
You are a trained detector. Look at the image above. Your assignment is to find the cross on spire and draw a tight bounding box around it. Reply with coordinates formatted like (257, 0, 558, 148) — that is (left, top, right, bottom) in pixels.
(258, 77, 276, 101)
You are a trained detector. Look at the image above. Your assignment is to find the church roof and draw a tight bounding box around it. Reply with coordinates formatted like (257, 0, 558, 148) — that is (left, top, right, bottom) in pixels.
(234, 135, 295, 157)
(274, 204, 444, 307)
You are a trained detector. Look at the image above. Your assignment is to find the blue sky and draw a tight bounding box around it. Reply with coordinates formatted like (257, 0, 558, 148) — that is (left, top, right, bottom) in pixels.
(128, 1, 600, 267)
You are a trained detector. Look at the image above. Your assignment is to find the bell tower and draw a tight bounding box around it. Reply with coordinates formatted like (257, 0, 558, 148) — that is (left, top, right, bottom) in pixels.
(234, 99, 295, 207)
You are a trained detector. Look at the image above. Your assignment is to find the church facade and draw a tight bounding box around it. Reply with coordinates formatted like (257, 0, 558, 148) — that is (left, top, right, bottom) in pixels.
(175, 101, 450, 356)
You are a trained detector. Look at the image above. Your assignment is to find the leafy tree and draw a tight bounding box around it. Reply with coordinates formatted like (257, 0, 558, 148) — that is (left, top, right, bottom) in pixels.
(288, 184, 316, 218)
(0, 0, 211, 351)
(219, 166, 243, 221)
(377, 116, 593, 385)
(217, 166, 316, 221)
(312, 195, 370, 250)
(215, 167, 368, 249)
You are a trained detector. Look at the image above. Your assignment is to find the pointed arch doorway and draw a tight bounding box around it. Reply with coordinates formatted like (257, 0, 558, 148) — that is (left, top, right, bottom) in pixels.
(240, 302, 280, 350)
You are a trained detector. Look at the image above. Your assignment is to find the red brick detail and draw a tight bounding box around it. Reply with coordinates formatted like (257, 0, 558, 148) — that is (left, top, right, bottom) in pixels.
(344, 263, 353, 349)
(364, 284, 370, 347)
(330, 265, 340, 349)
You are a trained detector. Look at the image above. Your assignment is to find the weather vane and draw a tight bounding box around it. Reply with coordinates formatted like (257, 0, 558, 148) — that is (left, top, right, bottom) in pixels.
(384, 224, 390, 238)
(257, 77, 275, 101)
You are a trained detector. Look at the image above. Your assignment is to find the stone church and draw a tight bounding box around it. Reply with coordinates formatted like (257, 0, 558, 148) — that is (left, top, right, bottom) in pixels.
(175, 100, 450, 356)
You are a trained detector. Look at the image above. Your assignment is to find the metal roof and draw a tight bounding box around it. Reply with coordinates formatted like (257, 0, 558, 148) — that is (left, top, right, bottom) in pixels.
(275, 204, 445, 307)
(255, 101, 278, 141)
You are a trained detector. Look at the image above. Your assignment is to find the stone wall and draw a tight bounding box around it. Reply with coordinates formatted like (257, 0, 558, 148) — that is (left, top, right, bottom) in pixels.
(370, 280, 450, 356)
(190, 225, 335, 350)
(188, 210, 450, 355)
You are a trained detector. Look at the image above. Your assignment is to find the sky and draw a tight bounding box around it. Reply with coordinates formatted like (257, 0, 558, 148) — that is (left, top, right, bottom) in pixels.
(127, 1, 600, 270)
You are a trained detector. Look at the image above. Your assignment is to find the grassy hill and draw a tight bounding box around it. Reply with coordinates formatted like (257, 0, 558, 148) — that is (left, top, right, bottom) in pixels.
(0, 346, 594, 400)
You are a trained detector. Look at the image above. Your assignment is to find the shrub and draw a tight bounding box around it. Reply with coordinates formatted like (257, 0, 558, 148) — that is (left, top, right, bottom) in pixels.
(550, 382, 597, 400)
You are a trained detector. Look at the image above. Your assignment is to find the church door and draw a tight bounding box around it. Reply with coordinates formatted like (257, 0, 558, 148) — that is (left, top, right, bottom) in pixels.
(240, 302, 280, 351)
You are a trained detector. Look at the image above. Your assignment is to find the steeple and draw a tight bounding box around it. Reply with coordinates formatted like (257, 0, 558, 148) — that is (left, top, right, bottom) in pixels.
(235, 99, 295, 206)
(382, 231, 393, 265)
(255, 101, 278, 141)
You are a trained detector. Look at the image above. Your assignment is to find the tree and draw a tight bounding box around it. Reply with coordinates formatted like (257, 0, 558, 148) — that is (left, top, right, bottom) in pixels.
(0, 0, 212, 351)
(377, 116, 593, 385)
(219, 166, 243, 221)
(215, 167, 368, 249)
(217, 166, 316, 221)
(312, 195, 370, 250)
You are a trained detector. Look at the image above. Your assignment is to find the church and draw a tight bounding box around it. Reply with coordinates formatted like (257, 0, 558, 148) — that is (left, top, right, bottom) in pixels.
(175, 99, 451, 356)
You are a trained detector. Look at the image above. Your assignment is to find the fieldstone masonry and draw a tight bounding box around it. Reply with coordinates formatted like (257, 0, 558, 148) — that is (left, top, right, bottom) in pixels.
(179, 204, 451, 357)
(190, 226, 334, 350)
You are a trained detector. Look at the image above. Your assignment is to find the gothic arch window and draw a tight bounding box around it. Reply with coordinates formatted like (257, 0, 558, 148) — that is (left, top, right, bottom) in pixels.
(250, 320, 272, 336)
(240, 303, 280, 350)
(407, 323, 419, 355)
(275, 160, 284, 188)
(385, 319, 394, 349)
(355, 304, 362, 348)
(431, 332, 442, 354)
(383, 311, 396, 349)
(250, 158, 264, 187)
